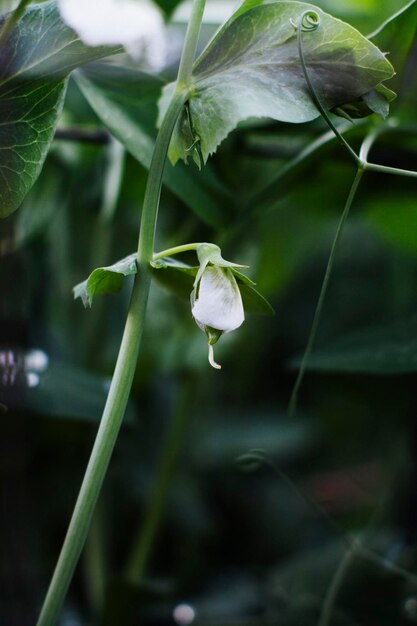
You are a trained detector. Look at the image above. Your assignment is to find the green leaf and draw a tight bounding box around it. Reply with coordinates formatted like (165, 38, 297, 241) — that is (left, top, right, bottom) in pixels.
(362, 84, 396, 118)
(290, 316, 417, 374)
(232, 269, 275, 316)
(163, 1, 394, 164)
(74, 253, 137, 308)
(75, 63, 226, 227)
(0, 1, 120, 218)
(332, 83, 396, 120)
(369, 0, 417, 92)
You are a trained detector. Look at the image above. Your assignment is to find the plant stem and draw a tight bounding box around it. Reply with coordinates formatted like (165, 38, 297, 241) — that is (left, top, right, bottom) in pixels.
(83, 501, 107, 615)
(153, 242, 204, 261)
(0, 0, 32, 48)
(36, 273, 152, 626)
(125, 376, 196, 584)
(296, 11, 360, 166)
(317, 542, 357, 626)
(176, 0, 206, 89)
(36, 1, 206, 623)
(288, 167, 364, 418)
(364, 161, 417, 178)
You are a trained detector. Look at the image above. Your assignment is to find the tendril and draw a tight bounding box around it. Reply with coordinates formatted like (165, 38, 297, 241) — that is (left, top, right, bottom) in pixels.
(293, 10, 360, 165)
(300, 10, 320, 31)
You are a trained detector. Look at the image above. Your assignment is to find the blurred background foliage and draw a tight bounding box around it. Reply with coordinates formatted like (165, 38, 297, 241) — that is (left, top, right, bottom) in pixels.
(1, 0, 417, 625)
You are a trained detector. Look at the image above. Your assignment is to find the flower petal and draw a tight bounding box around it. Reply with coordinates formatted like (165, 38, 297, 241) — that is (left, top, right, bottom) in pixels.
(59, 0, 166, 69)
(192, 266, 244, 332)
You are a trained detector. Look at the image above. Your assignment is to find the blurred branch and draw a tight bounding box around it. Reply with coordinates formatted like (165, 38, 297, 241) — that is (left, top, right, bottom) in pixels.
(125, 375, 196, 585)
(54, 127, 111, 144)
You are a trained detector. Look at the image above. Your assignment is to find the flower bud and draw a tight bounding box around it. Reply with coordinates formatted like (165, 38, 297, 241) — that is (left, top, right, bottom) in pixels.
(191, 245, 246, 369)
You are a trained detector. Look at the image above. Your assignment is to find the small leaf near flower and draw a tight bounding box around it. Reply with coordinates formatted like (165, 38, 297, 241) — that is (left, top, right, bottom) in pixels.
(74, 253, 137, 307)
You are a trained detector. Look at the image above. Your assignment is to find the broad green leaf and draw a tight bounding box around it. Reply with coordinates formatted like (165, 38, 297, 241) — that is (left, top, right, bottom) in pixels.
(163, 1, 394, 164)
(290, 316, 417, 374)
(0, 1, 120, 218)
(75, 64, 226, 227)
(74, 253, 137, 307)
(369, 0, 417, 92)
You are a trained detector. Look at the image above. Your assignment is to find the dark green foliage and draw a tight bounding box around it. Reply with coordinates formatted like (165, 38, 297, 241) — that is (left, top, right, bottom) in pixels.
(1, 0, 417, 625)
(0, 1, 120, 217)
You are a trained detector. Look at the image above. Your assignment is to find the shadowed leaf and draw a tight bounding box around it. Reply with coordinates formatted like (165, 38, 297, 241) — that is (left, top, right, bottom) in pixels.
(162, 1, 394, 164)
(290, 316, 417, 374)
(0, 1, 120, 217)
(74, 253, 137, 307)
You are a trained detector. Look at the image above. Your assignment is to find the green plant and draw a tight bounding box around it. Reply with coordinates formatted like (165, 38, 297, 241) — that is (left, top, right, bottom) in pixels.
(1, 1, 416, 624)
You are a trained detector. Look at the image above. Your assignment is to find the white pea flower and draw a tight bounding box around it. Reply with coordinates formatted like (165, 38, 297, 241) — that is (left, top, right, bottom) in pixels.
(59, 0, 167, 70)
(191, 244, 246, 370)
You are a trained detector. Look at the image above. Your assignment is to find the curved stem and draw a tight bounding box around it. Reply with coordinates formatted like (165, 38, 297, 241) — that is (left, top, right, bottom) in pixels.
(36, 272, 152, 626)
(359, 126, 384, 164)
(296, 13, 361, 166)
(137, 91, 188, 264)
(318, 543, 357, 626)
(288, 167, 364, 418)
(36, 0, 206, 622)
(153, 242, 204, 261)
(176, 0, 206, 89)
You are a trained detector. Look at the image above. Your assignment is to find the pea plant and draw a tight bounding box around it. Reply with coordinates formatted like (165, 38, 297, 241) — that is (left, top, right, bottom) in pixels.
(1, 0, 417, 624)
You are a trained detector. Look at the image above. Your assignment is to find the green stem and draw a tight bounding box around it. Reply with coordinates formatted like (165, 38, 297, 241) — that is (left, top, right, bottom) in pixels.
(125, 376, 196, 584)
(36, 0, 206, 622)
(288, 167, 364, 417)
(317, 542, 357, 626)
(36, 273, 151, 626)
(153, 242, 204, 261)
(137, 92, 188, 263)
(359, 126, 384, 164)
(83, 501, 107, 615)
(0, 0, 32, 48)
(364, 161, 417, 178)
(176, 0, 206, 89)
(360, 127, 417, 178)
(296, 12, 360, 166)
